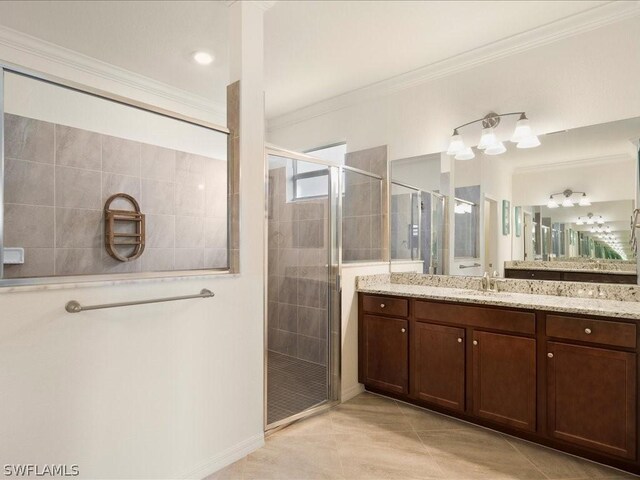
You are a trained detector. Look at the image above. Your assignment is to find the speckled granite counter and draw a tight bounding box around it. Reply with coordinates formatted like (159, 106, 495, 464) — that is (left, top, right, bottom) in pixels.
(505, 260, 636, 275)
(356, 273, 640, 320)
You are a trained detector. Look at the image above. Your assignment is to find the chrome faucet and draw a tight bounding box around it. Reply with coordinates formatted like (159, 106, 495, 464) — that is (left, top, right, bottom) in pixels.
(481, 271, 500, 292)
(481, 272, 491, 292)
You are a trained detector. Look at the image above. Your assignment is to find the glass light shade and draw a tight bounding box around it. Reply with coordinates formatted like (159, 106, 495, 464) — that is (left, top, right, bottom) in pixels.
(606, 226, 612, 233)
(455, 147, 475, 161)
(478, 128, 498, 150)
(597, 216, 604, 225)
(447, 133, 465, 156)
(590, 227, 596, 233)
(547, 197, 559, 209)
(484, 141, 506, 155)
(576, 218, 584, 225)
(516, 135, 541, 149)
(578, 193, 591, 206)
(586, 217, 594, 225)
(511, 117, 533, 143)
(561, 196, 574, 207)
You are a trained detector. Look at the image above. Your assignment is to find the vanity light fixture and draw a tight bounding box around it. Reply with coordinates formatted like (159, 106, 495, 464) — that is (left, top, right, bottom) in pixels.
(446, 112, 540, 159)
(578, 213, 605, 228)
(548, 189, 591, 209)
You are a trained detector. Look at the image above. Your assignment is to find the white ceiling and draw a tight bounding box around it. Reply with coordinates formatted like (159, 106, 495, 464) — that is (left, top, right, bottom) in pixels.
(263, 0, 608, 117)
(0, 0, 615, 118)
(0, 1, 230, 105)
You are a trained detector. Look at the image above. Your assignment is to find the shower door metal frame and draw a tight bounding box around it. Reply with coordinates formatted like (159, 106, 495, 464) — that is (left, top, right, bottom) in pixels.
(264, 145, 342, 432)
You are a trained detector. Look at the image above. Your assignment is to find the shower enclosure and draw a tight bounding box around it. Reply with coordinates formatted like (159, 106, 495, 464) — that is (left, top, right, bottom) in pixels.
(265, 147, 383, 429)
(390, 181, 446, 274)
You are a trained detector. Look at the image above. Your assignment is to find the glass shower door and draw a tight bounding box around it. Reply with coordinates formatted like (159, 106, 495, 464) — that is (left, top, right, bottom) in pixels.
(266, 152, 336, 427)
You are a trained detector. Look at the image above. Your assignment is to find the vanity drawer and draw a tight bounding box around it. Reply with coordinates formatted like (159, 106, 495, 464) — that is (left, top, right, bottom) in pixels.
(362, 295, 409, 317)
(414, 300, 535, 335)
(546, 315, 636, 349)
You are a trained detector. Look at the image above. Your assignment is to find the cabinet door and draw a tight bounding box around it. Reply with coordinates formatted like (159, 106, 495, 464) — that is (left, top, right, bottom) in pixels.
(472, 331, 536, 432)
(411, 322, 465, 412)
(547, 342, 636, 459)
(361, 315, 409, 394)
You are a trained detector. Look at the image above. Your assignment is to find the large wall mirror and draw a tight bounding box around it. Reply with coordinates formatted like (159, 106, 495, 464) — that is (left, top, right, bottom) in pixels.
(1, 69, 230, 284)
(390, 116, 640, 284)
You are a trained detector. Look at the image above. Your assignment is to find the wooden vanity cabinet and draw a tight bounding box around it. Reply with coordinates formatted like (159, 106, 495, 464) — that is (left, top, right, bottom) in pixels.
(358, 295, 410, 395)
(411, 322, 465, 412)
(360, 315, 408, 394)
(547, 342, 636, 459)
(472, 331, 537, 432)
(505, 268, 637, 284)
(358, 292, 640, 474)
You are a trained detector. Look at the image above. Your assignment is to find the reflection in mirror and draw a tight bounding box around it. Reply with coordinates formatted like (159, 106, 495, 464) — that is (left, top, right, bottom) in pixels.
(390, 115, 639, 283)
(509, 117, 639, 283)
(390, 183, 420, 261)
(454, 157, 481, 274)
(390, 154, 446, 274)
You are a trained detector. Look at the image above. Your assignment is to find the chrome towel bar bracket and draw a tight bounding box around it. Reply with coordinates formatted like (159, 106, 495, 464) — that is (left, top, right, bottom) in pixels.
(65, 289, 214, 313)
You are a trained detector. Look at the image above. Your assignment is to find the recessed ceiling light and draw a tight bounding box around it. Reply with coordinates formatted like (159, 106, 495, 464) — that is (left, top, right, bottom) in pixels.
(193, 51, 214, 65)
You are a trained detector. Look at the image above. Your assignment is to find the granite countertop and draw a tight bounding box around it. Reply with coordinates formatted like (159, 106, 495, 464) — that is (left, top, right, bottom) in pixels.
(504, 260, 636, 275)
(357, 273, 640, 320)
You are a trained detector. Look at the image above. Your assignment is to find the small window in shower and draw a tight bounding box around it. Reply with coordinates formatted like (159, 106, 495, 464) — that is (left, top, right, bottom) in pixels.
(292, 143, 346, 200)
(1, 69, 230, 282)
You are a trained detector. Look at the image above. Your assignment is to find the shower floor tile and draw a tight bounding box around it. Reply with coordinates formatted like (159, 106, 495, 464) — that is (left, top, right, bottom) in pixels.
(267, 351, 327, 425)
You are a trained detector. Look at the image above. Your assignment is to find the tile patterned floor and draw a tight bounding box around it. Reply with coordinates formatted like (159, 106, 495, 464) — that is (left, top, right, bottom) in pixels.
(209, 392, 639, 480)
(267, 351, 327, 425)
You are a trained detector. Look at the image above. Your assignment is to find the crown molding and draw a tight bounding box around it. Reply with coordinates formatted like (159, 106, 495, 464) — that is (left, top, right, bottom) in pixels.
(267, 1, 640, 132)
(513, 153, 633, 174)
(0, 25, 226, 121)
(226, 1, 277, 11)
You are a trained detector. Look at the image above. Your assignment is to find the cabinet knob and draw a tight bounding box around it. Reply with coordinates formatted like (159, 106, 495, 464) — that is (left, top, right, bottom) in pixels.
(547, 353, 554, 358)
(473, 340, 478, 346)
(380, 303, 386, 308)
(457, 337, 463, 343)
(584, 328, 592, 335)
(401, 328, 406, 333)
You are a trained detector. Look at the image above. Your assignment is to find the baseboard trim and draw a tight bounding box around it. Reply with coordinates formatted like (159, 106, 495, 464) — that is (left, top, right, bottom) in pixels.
(341, 383, 365, 402)
(181, 433, 265, 480)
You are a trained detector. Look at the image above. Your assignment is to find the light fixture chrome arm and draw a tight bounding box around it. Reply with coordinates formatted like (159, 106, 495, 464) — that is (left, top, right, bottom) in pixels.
(451, 111, 526, 132)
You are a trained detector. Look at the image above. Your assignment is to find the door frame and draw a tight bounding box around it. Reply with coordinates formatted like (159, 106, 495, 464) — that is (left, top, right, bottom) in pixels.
(263, 145, 342, 432)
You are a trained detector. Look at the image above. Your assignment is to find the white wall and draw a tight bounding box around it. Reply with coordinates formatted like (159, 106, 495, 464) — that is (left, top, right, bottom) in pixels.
(268, 17, 640, 159)
(5, 72, 227, 159)
(340, 263, 390, 401)
(482, 156, 514, 276)
(0, 3, 265, 479)
(391, 154, 440, 192)
(512, 156, 636, 207)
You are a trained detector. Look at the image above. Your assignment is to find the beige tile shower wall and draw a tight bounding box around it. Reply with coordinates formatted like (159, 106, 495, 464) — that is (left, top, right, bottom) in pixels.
(3, 114, 228, 278)
(267, 167, 329, 366)
(343, 145, 388, 262)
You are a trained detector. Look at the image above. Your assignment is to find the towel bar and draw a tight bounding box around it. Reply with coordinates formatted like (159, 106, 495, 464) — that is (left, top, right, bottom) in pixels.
(65, 289, 214, 313)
